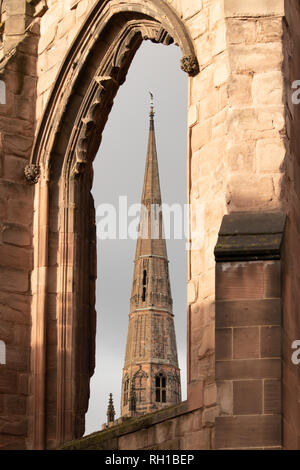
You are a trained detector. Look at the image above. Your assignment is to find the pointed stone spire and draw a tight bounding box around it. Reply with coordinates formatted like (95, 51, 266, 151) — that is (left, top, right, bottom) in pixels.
(106, 393, 115, 424)
(121, 96, 181, 418)
(135, 92, 168, 260)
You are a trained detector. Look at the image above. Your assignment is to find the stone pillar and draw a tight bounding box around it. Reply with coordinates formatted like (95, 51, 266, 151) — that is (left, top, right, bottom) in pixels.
(214, 212, 285, 450)
(3, 0, 33, 54)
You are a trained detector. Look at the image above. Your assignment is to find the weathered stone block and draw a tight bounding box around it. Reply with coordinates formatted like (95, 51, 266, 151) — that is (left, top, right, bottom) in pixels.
(233, 380, 263, 415)
(256, 138, 285, 173)
(191, 121, 211, 153)
(204, 383, 217, 407)
(0, 320, 14, 343)
(37, 66, 59, 95)
(252, 71, 283, 106)
(197, 325, 214, 359)
(5, 16, 26, 36)
(229, 44, 283, 74)
(228, 74, 253, 107)
(216, 358, 281, 380)
(3, 395, 27, 415)
(186, 13, 208, 40)
(257, 18, 283, 43)
(57, 10, 76, 39)
(6, 347, 29, 371)
(260, 326, 281, 358)
(0, 292, 29, 325)
(214, 53, 230, 87)
(2, 224, 31, 246)
(216, 299, 281, 327)
(156, 438, 181, 450)
(0, 267, 28, 293)
(0, 245, 31, 271)
(215, 328, 232, 360)
(233, 327, 260, 359)
(227, 142, 255, 172)
(3, 155, 28, 182)
(0, 417, 27, 436)
(188, 104, 198, 127)
(0, 370, 18, 393)
(264, 379, 281, 414)
(210, 0, 224, 29)
(226, 175, 275, 211)
(6, 0, 28, 16)
(183, 428, 211, 450)
(216, 262, 265, 300)
(76, 0, 89, 19)
(38, 22, 57, 54)
(224, 0, 285, 18)
(227, 19, 257, 45)
(213, 22, 227, 55)
(199, 90, 218, 119)
(3, 134, 33, 159)
(202, 406, 219, 426)
(216, 415, 281, 448)
(0, 435, 26, 450)
(7, 199, 33, 226)
(217, 380, 233, 415)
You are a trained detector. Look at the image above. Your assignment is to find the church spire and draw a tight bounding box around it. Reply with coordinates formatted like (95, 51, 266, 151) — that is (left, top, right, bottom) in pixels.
(106, 393, 115, 424)
(135, 93, 167, 260)
(121, 96, 181, 418)
(149, 91, 155, 119)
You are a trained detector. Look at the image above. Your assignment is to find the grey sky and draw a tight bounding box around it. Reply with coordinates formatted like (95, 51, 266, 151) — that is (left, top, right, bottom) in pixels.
(85, 41, 187, 434)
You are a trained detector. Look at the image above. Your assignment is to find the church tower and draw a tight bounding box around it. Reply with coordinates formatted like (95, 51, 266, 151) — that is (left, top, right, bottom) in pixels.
(121, 96, 181, 417)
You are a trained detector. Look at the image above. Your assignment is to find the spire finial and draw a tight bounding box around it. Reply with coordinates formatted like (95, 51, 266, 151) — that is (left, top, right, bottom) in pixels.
(106, 393, 115, 424)
(149, 91, 155, 119)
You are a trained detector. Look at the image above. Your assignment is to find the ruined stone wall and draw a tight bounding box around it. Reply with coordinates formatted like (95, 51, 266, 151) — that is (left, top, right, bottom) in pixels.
(60, 401, 213, 450)
(281, 0, 300, 451)
(187, 0, 286, 444)
(0, 0, 39, 449)
(0, 0, 298, 450)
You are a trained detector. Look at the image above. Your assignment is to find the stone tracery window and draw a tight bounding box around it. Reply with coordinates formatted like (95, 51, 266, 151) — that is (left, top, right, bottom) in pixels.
(123, 377, 129, 406)
(155, 373, 166, 403)
(134, 370, 147, 403)
(142, 269, 147, 302)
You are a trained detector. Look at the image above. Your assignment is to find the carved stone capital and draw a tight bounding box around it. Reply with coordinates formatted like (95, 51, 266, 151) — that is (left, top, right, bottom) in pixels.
(24, 163, 40, 184)
(180, 55, 199, 77)
(72, 161, 86, 177)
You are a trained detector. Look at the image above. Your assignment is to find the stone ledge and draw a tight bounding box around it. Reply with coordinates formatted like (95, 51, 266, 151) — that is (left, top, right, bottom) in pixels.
(60, 401, 191, 450)
(224, 0, 285, 18)
(214, 212, 286, 261)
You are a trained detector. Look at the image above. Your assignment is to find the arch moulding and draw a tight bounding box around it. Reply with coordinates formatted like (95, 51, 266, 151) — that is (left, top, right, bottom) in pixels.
(27, 0, 199, 450)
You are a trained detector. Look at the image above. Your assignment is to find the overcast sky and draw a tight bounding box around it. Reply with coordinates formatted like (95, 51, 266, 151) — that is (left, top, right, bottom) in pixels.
(85, 41, 187, 434)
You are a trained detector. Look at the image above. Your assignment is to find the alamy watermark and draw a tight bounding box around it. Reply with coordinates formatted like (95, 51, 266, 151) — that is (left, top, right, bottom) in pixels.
(292, 80, 300, 104)
(0, 340, 6, 365)
(96, 196, 205, 251)
(291, 340, 300, 365)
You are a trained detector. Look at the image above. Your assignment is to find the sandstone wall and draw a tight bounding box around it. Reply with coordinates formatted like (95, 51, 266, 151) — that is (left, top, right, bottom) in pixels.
(187, 0, 285, 441)
(0, 1, 38, 449)
(60, 401, 214, 450)
(281, 0, 300, 450)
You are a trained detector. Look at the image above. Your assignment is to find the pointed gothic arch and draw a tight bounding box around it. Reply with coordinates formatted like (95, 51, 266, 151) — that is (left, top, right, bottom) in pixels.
(122, 374, 130, 407)
(27, 0, 198, 450)
(133, 369, 148, 404)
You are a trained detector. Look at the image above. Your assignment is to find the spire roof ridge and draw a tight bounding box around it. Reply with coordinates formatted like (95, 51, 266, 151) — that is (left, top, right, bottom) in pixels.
(135, 96, 168, 259)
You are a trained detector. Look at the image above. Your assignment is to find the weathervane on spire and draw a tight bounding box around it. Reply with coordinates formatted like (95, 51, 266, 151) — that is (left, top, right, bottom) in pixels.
(149, 91, 155, 118)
